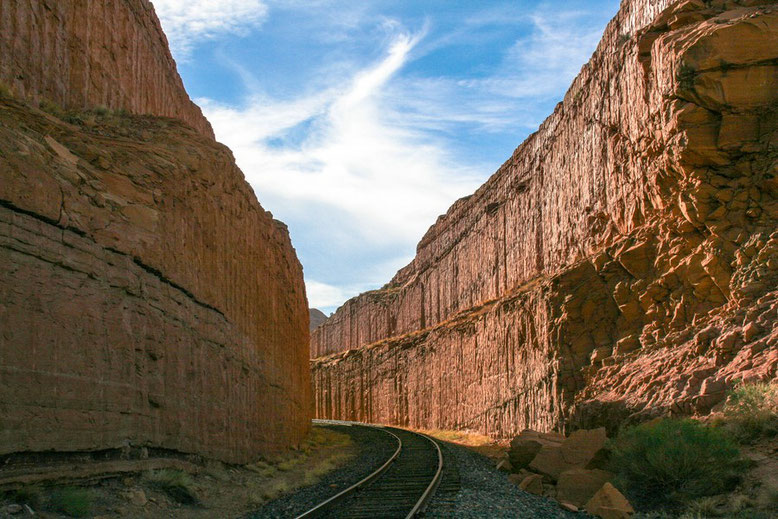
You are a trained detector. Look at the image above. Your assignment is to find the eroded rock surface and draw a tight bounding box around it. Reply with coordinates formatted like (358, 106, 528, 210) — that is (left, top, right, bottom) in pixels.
(0, 0, 213, 138)
(0, 0, 310, 464)
(312, 0, 778, 436)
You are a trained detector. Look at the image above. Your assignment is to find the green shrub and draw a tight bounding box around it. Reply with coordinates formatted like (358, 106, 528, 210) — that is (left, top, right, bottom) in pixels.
(722, 382, 778, 442)
(144, 469, 198, 504)
(49, 487, 92, 517)
(92, 105, 110, 116)
(39, 98, 65, 118)
(610, 418, 745, 510)
(2, 485, 41, 507)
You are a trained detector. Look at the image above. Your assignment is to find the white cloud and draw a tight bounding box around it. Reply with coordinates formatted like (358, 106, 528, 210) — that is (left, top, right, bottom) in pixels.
(151, 0, 268, 57)
(189, 4, 615, 312)
(200, 29, 483, 310)
(389, 8, 609, 135)
(306, 280, 361, 309)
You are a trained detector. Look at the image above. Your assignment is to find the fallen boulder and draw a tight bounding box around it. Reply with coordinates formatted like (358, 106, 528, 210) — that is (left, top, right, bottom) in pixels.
(556, 468, 614, 507)
(529, 428, 608, 481)
(585, 482, 634, 519)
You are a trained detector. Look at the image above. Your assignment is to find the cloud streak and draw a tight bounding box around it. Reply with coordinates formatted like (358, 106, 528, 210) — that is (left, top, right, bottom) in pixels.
(151, 0, 268, 56)
(200, 28, 482, 309)
(165, 1, 618, 311)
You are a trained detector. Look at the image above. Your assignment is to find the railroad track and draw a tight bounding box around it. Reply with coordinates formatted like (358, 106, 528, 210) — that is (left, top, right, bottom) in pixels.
(296, 420, 444, 519)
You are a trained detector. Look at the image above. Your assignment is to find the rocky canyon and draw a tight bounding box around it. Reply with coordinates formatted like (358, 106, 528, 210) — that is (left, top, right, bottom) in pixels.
(0, 0, 311, 465)
(311, 0, 778, 437)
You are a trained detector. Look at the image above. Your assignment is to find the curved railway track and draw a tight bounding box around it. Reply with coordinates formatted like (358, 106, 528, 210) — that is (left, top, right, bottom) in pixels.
(296, 421, 444, 519)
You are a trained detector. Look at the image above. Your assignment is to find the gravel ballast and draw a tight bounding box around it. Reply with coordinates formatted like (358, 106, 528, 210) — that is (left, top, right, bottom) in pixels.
(247, 424, 397, 518)
(422, 440, 581, 518)
(250, 425, 581, 518)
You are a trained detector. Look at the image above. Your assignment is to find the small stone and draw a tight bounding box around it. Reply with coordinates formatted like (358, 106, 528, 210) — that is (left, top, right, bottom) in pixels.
(123, 488, 147, 507)
(508, 473, 524, 486)
(518, 474, 544, 495)
(743, 322, 761, 342)
(700, 377, 726, 395)
(560, 502, 579, 512)
(496, 459, 513, 472)
(5, 504, 22, 514)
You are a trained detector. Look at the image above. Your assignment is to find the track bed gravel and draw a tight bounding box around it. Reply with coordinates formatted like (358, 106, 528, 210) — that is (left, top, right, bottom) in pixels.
(247, 424, 397, 518)
(421, 440, 582, 518)
(251, 426, 581, 518)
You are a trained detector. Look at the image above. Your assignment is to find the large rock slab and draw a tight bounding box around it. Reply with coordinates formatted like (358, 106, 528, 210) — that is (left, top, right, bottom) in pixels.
(529, 428, 608, 481)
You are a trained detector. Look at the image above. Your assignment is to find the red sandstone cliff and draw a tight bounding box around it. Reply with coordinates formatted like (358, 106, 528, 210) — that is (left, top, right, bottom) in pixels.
(311, 0, 778, 437)
(0, 0, 310, 464)
(0, 0, 213, 138)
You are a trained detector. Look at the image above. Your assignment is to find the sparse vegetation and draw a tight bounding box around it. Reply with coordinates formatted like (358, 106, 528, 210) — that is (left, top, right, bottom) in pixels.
(144, 468, 199, 504)
(610, 418, 746, 511)
(423, 428, 503, 458)
(39, 97, 65, 118)
(0, 427, 354, 517)
(677, 62, 696, 92)
(92, 105, 110, 116)
(0, 81, 14, 99)
(2, 485, 41, 508)
(255, 478, 291, 503)
(721, 381, 778, 442)
(48, 487, 92, 517)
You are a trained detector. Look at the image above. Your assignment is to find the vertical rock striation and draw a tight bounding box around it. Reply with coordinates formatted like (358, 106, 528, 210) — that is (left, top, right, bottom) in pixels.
(312, 0, 778, 436)
(0, 0, 310, 464)
(0, 0, 213, 138)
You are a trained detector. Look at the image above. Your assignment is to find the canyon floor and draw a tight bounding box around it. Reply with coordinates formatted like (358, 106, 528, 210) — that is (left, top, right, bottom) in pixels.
(0, 426, 355, 518)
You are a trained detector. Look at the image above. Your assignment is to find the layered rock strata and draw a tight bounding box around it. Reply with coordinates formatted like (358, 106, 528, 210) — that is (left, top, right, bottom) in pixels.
(0, 0, 310, 464)
(0, 0, 213, 138)
(312, 0, 778, 437)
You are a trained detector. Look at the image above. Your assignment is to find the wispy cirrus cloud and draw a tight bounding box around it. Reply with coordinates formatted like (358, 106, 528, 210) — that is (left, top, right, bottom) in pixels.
(151, 0, 268, 57)
(200, 29, 483, 309)
(167, 1, 619, 311)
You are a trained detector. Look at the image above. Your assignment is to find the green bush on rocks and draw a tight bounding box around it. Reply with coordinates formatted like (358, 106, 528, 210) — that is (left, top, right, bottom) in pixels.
(610, 418, 746, 510)
(722, 381, 778, 442)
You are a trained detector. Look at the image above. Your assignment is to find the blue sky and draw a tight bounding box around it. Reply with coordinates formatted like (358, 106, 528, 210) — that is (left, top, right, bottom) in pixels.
(151, 0, 619, 314)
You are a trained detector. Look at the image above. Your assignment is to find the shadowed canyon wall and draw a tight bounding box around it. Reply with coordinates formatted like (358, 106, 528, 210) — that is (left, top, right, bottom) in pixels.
(0, 0, 310, 464)
(312, 0, 778, 437)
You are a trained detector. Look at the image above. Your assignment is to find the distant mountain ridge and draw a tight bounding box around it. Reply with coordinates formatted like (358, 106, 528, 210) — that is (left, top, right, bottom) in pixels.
(309, 308, 328, 332)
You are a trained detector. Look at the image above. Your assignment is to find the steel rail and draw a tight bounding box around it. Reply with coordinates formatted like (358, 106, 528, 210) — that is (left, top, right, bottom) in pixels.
(296, 421, 445, 518)
(404, 431, 444, 518)
(294, 421, 402, 519)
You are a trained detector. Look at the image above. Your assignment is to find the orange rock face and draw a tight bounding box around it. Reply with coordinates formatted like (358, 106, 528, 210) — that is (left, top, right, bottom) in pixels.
(0, 0, 213, 138)
(312, 0, 778, 436)
(0, 0, 310, 464)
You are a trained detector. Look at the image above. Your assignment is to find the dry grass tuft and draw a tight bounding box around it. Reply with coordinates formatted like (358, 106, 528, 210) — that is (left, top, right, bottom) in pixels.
(721, 381, 778, 442)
